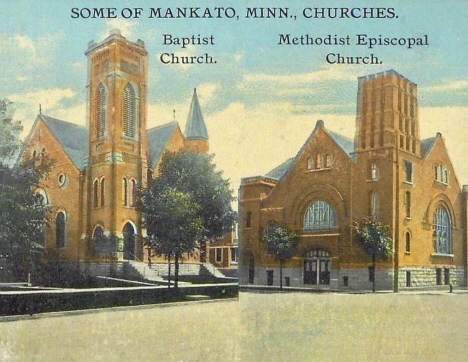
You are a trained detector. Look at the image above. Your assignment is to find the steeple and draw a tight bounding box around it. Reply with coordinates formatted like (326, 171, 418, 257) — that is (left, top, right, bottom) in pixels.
(185, 88, 209, 141)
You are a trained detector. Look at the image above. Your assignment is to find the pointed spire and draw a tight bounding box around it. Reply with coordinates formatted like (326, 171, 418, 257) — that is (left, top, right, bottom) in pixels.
(185, 88, 209, 140)
(39, 104, 42, 115)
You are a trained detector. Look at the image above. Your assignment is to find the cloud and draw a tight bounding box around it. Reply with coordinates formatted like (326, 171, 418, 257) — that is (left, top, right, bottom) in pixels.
(100, 19, 138, 40)
(206, 101, 355, 196)
(9, 88, 78, 137)
(422, 80, 468, 92)
(234, 52, 243, 62)
(239, 66, 358, 89)
(420, 106, 468, 184)
(196, 83, 218, 106)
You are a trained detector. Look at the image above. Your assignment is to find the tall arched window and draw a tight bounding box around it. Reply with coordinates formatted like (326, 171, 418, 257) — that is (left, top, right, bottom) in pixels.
(100, 178, 105, 207)
(304, 201, 338, 231)
(405, 231, 411, 252)
(434, 206, 452, 254)
(123, 83, 137, 138)
(123, 178, 129, 206)
(56, 212, 66, 248)
(97, 84, 107, 138)
(130, 179, 137, 207)
(93, 180, 99, 208)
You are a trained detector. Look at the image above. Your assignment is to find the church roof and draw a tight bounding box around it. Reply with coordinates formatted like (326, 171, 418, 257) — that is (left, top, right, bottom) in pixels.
(40, 115, 89, 169)
(262, 120, 355, 183)
(265, 158, 295, 181)
(185, 89, 209, 140)
(148, 121, 179, 169)
(421, 134, 441, 159)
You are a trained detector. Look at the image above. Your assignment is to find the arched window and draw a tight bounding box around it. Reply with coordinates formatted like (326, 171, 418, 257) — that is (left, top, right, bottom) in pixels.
(315, 154, 322, 169)
(97, 84, 107, 138)
(130, 179, 137, 207)
(93, 180, 99, 208)
(304, 201, 338, 231)
(123, 178, 129, 206)
(370, 192, 379, 220)
(371, 162, 379, 181)
(266, 220, 279, 237)
(246, 211, 252, 228)
(56, 212, 66, 248)
(405, 231, 411, 252)
(100, 178, 105, 207)
(324, 154, 333, 168)
(433, 206, 452, 254)
(123, 83, 137, 138)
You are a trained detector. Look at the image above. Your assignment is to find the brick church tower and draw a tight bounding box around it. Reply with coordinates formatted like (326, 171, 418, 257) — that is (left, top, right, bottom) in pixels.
(85, 29, 149, 260)
(353, 70, 420, 226)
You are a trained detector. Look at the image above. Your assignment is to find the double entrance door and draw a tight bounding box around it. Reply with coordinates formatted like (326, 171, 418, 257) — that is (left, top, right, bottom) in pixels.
(303, 250, 331, 285)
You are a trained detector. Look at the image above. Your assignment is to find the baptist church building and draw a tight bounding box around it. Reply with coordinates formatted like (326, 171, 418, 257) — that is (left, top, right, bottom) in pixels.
(17, 29, 213, 264)
(239, 70, 468, 291)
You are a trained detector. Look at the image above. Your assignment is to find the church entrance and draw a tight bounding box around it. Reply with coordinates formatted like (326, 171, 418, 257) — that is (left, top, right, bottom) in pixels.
(303, 250, 331, 285)
(123, 222, 136, 260)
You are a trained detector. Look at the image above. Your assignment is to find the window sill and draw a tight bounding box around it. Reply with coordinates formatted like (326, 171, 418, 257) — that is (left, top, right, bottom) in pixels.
(404, 251, 411, 255)
(307, 167, 333, 172)
(434, 180, 449, 187)
(431, 253, 454, 258)
(403, 181, 414, 186)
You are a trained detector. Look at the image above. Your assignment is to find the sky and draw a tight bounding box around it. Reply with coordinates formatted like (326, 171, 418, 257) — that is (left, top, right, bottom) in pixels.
(2, 0, 468, 203)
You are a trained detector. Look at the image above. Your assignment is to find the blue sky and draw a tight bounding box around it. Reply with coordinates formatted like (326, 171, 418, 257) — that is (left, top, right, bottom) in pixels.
(2, 0, 468, 195)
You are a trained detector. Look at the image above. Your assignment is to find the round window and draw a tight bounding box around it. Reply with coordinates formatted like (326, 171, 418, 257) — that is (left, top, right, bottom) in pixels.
(58, 173, 68, 188)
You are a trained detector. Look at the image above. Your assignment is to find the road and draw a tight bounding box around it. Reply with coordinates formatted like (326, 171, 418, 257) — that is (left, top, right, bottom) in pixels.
(1, 291, 467, 361)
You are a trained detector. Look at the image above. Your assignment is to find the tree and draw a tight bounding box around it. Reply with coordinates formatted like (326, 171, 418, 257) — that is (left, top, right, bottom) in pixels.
(352, 218, 393, 292)
(0, 99, 22, 162)
(142, 186, 203, 289)
(0, 100, 50, 280)
(154, 151, 236, 261)
(263, 224, 299, 290)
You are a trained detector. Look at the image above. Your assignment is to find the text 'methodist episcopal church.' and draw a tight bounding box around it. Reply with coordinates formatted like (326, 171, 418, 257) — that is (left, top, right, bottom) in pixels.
(239, 70, 468, 291)
(18, 29, 234, 269)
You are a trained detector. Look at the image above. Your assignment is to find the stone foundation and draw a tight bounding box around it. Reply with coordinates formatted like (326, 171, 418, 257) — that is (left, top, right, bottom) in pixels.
(240, 266, 394, 291)
(398, 266, 466, 288)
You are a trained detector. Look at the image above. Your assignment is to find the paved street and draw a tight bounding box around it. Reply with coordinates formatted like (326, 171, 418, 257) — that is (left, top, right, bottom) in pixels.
(1, 291, 468, 361)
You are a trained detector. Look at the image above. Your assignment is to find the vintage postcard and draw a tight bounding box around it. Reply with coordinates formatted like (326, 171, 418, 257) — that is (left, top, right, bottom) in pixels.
(1, 1, 468, 361)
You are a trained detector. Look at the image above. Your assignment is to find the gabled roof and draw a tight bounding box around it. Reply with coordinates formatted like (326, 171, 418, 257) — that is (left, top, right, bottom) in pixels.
(148, 121, 179, 169)
(421, 133, 441, 159)
(265, 158, 295, 181)
(185, 89, 209, 140)
(40, 115, 89, 169)
(263, 120, 355, 183)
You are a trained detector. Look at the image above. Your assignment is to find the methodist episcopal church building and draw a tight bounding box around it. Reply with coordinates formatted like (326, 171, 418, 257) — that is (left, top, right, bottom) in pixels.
(18, 29, 210, 263)
(240, 70, 468, 291)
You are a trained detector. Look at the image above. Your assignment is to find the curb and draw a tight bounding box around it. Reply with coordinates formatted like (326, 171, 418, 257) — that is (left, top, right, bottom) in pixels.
(0, 297, 238, 323)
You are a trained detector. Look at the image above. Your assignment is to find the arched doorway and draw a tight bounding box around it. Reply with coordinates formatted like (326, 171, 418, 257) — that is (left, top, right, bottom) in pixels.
(304, 250, 331, 285)
(123, 222, 136, 260)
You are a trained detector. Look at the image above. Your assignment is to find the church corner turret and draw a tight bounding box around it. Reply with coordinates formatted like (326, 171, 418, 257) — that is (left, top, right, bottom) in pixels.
(184, 88, 209, 154)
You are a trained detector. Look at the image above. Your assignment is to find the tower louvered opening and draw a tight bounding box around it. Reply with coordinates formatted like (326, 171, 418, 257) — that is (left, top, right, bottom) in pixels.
(123, 83, 136, 138)
(97, 84, 107, 138)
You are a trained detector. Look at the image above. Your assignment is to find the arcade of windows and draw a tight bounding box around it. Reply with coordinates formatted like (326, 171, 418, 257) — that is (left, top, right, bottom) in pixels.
(95, 82, 138, 140)
(304, 201, 338, 232)
(123, 177, 138, 207)
(435, 164, 449, 185)
(307, 153, 334, 171)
